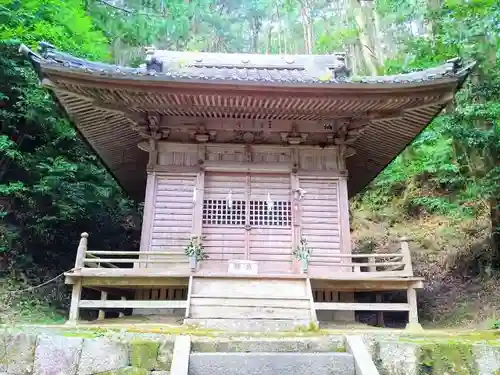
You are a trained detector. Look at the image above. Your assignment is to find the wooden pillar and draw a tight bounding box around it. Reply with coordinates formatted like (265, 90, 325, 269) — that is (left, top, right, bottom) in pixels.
(74, 232, 88, 269)
(400, 237, 413, 276)
(368, 255, 384, 326)
(97, 291, 107, 320)
(139, 172, 157, 268)
(376, 294, 384, 327)
(192, 168, 205, 238)
(68, 279, 82, 324)
(119, 296, 126, 318)
(337, 177, 352, 272)
(68, 232, 88, 324)
(406, 287, 422, 330)
(291, 173, 300, 272)
(305, 278, 318, 324)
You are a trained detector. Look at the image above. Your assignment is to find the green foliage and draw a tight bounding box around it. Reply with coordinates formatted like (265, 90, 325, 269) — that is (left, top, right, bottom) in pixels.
(184, 236, 208, 261)
(357, 0, 500, 264)
(419, 342, 477, 374)
(0, 0, 109, 59)
(0, 276, 65, 324)
(0, 0, 141, 313)
(0, 0, 498, 322)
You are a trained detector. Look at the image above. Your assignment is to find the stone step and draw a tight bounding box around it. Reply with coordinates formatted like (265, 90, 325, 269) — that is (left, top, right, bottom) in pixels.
(188, 352, 355, 375)
(184, 318, 313, 332)
(191, 336, 346, 353)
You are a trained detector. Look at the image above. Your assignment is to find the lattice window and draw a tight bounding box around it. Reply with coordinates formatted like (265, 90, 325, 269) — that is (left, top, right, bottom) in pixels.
(202, 199, 246, 225)
(249, 200, 291, 227)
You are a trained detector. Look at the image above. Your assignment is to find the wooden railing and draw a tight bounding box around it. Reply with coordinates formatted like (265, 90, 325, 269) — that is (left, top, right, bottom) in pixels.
(308, 237, 414, 277)
(74, 232, 188, 270)
(74, 233, 413, 277)
(351, 237, 413, 276)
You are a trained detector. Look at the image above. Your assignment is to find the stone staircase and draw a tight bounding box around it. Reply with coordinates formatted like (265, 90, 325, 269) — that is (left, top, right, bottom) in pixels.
(184, 277, 315, 331)
(189, 352, 355, 375)
(186, 336, 357, 375)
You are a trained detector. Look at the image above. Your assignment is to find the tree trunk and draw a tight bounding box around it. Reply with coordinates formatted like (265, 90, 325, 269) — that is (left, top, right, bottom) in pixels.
(426, 0, 442, 37)
(470, 38, 499, 264)
(275, 3, 282, 54)
(266, 25, 273, 54)
(373, 6, 385, 65)
(350, 0, 380, 75)
(251, 18, 261, 53)
(299, 0, 313, 54)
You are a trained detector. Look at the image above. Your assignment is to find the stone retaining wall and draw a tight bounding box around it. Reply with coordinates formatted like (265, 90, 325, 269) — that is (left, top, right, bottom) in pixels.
(0, 331, 174, 375)
(1, 330, 500, 375)
(364, 336, 500, 375)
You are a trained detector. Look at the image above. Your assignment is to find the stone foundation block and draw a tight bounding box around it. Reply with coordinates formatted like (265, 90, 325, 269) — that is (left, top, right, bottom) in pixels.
(376, 341, 420, 375)
(79, 338, 129, 375)
(0, 332, 37, 375)
(33, 335, 83, 375)
(128, 340, 160, 370)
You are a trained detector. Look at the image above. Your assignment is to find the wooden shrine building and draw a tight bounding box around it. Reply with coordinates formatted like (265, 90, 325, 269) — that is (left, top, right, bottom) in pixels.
(22, 42, 473, 330)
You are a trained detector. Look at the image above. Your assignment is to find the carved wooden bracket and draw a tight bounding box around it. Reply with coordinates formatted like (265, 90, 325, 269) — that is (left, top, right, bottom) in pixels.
(194, 124, 213, 143)
(148, 113, 162, 140)
(232, 131, 263, 144)
(280, 124, 308, 145)
(131, 112, 172, 140)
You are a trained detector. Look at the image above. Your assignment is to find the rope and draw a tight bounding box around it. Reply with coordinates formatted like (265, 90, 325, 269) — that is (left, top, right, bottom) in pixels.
(4, 269, 75, 295)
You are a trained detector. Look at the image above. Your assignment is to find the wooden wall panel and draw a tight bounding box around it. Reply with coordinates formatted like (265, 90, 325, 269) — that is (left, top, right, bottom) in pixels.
(157, 143, 198, 166)
(153, 142, 344, 175)
(298, 149, 340, 171)
(299, 178, 343, 276)
(147, 175, 195, 269)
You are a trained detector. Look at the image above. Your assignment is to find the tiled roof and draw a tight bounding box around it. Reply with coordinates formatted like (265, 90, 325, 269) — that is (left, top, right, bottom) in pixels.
(19, 42, 475, 200)
(21, 42, 472, 85)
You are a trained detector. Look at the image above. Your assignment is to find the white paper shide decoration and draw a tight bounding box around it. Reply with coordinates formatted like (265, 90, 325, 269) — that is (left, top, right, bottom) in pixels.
(266, 192, 274, 212)
(227, 190, 233, 210)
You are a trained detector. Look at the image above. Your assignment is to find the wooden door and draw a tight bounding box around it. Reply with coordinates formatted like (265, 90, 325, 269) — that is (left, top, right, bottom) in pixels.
(201, 172, 293, 273)
(248, 174, 293, 273)
(202, 173, 247, 271)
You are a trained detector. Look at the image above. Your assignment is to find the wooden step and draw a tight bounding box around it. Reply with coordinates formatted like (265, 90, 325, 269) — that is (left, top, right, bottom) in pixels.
(187, 277, 314, 324)
(190, 305, 311, 320)
(191, 277, 308, 298)
(190, 296, 310, 309)
(184, 318, 313, 332)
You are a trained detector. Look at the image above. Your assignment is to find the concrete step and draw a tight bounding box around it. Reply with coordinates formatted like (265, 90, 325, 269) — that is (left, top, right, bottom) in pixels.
(184, 318, 313, 332)
(188, 352, 355, 375)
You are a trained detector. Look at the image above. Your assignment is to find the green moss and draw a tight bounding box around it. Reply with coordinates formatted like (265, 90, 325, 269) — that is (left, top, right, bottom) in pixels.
(62, 330, 107, 339)
(418, 342, 478, 375)
(156, 340, 174, 370)
(398, 330, 500, 346)
(129, 340, 160, 370)
(335, 344, 347, 352)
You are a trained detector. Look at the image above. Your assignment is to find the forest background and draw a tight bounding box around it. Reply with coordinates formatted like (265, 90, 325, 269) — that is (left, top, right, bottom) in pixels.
(0, 0, 498, 327)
